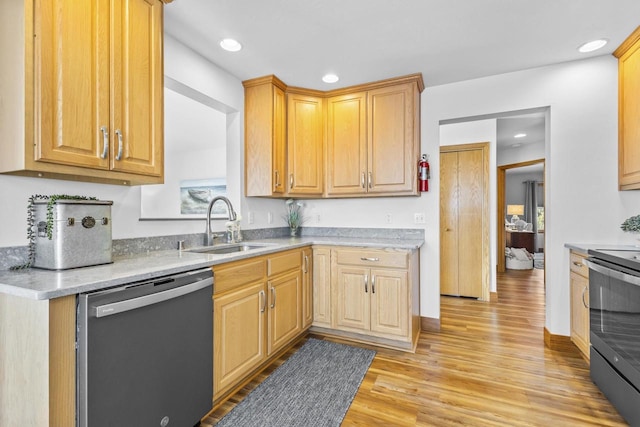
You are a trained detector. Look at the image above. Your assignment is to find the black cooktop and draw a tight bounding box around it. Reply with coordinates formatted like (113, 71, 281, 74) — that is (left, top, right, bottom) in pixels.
(588, 248, 640, 271)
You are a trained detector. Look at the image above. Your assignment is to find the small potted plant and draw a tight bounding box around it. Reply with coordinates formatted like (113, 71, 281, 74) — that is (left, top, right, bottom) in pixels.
(621, 214, 640, 245)
(284, 199, 304, 237)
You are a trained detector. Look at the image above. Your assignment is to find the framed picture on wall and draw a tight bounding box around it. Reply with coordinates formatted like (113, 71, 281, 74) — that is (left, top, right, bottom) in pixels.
(180, 178, 227, 215)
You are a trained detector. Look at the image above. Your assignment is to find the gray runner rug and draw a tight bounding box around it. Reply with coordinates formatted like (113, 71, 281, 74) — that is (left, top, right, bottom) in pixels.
(216, 338, 376, 427)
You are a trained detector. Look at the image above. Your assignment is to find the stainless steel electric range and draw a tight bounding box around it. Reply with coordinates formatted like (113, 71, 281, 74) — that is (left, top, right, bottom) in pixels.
(585, 248, 640, 425)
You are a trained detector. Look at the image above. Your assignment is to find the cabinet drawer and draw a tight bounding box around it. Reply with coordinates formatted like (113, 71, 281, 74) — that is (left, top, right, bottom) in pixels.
(570, 252, 589, 278)
(268, 250, 301, 277)
(335, 248, 408, 269)
(213, 258, 266, 294)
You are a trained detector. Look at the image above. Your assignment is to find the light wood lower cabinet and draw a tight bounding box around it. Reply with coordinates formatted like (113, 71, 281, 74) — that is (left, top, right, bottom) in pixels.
(301, 247, 313, 328)
(0, 294, 76, 427)
(213, 249, 305, 401)
(569, 250, 590, 359)
(311, 246, 420, 352)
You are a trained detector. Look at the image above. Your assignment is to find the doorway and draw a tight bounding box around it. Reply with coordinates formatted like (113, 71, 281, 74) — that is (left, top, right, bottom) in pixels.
(497, 159, 545, 274)
(440, 142, 490, 301)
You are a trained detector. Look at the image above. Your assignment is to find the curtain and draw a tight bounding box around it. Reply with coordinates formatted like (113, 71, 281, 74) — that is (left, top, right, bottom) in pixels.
(523, 180, 538, 251)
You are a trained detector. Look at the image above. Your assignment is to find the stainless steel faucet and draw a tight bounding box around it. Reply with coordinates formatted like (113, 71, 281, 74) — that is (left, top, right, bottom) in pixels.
(205, 196, 237, 246)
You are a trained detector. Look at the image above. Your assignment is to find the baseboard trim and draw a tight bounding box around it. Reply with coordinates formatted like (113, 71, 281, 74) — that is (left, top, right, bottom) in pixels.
(543, 327, 574, 352)
(490, 291, 498, 302)
(420, 316, 440, 332)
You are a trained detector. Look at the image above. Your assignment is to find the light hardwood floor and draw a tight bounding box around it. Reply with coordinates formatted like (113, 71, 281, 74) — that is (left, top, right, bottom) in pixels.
(203, 268, 627, 426)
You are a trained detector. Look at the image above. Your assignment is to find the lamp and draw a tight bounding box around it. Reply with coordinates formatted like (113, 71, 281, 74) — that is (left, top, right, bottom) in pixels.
(507, 204, 524, 223)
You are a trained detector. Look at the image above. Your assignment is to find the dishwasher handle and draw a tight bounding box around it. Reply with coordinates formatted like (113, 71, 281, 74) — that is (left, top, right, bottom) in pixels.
(94, 277, 212, 318)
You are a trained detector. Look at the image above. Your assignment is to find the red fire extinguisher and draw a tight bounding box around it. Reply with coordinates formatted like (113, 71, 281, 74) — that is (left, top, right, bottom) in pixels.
(418, 154, 430, 192)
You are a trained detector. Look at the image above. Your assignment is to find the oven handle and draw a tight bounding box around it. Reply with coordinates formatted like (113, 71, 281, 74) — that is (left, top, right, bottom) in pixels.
(94, 277, 212, 318)
(583, 258, 640, 287)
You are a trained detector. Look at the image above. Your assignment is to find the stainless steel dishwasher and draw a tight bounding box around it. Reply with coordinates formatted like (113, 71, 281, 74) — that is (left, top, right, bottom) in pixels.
(77, 267, 213, 427)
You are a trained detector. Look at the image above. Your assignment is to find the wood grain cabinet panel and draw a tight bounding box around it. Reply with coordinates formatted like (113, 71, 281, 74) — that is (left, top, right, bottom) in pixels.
(615, 25, 640, 190)
(569, 251, 590, 359)
(0, 0, 164, 185)
(302, 247, 313, 328)
(312, 247, 332, 328)
(243, 75, 287, 196)
(287, 93, 324, 195)
(327, 247, 420, 350)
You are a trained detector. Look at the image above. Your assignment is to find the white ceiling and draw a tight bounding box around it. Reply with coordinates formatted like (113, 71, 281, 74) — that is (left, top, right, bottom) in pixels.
(164, 0, 640, 90)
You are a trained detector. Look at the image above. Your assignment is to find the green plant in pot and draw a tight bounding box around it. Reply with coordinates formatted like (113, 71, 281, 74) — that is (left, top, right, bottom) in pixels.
(10, 194, 97, 270)
(283, 199, 304, 237)
(621, 214, 640, 245)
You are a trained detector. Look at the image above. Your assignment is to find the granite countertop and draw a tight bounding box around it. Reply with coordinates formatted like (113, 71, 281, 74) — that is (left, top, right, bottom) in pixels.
(0, 236, 423, 300)
(564, 242, 640, 255)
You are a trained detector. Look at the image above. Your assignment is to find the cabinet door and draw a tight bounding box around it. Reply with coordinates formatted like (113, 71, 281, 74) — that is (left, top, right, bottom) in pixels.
(287, 93, 324, 195)
(440, 151, 460, 296)
(313, 247, 332, 327)
(244, 80, 286, 196)
(370, 268, 409, 339)
(34, 0, 110, 169)
(213, 282, 266, 397)
(618, 37, 640, 189)
(326, 92, 367, 195)
(110, 0, 163, 177)
(367, 83, 417, 194)
(570, 272, 590, 358)
(302, 248, 313, 329)
(267, 270, 302, 356)
(334, 265, 370, 332)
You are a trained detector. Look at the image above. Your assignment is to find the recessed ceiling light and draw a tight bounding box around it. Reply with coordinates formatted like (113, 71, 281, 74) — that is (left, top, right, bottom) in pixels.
(511, 143, 522, 148)
(514, 133, 527, 138)
(322, 74, 339, 84)
(578, 39, 608, 53)
(220, 38, 242, 52)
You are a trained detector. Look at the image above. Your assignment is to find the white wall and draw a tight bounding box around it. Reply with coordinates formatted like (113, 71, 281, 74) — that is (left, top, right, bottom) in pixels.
(423, 54, 640, 335)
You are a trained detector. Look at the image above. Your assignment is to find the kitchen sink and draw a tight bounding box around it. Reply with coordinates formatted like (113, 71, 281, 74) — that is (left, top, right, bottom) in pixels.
(187, 242, 277, 255)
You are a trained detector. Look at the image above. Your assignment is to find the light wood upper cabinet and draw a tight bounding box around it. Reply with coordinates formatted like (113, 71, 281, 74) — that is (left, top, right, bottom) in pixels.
(0, 0, 164, 185)
(367, 82, 419, 194)
(287, 92, 324, 195)
(615, 25, 640, 190)
(242, 73, 423, 199)
(326, 92, 368, 195)
(244, 75, 287, 196)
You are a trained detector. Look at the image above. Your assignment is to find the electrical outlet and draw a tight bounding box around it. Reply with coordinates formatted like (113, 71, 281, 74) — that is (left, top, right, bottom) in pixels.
(248, 211, 255, 224)
(385, 213, 393, 224)
(414, 213, 426, 224)
(267, 212, 273, 224)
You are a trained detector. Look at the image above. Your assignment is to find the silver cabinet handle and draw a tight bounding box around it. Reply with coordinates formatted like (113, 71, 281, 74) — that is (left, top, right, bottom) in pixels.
(274, 170, 280, 188)
(361, 172, 365, 188)
(303, 255, 309, 274)
(372, 275, 376, 294)
(115, 129, 123, 161)
(259, 290, 266, 313)
(582, 286, 589, 309)
(100, 126, 109, 159)
(270, 287, 276, 309)
(364, 275, 368, 293)
(94, 277, 212, 318)
(360, 257, 380, 262)
(368, 172, 373, 189)
(573, 261, 583, 267)
(289, 174, 294, 190)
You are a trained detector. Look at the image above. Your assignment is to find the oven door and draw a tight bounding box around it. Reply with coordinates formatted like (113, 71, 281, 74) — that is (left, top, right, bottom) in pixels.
(586, 257, 640, 388)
